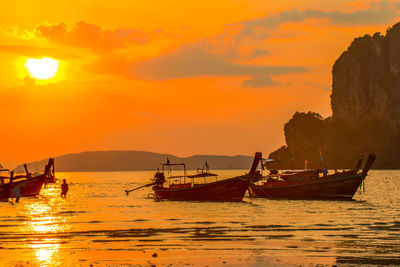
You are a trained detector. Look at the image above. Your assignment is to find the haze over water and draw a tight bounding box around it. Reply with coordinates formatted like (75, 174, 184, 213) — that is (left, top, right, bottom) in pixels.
(0, 170, 399, 266)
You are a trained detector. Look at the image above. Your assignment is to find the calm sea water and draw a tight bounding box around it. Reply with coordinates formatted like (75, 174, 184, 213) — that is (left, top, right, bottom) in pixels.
(0, 170, 399, 266)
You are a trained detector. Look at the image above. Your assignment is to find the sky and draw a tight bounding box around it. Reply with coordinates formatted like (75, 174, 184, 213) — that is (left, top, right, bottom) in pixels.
(0, 0, 399, 167)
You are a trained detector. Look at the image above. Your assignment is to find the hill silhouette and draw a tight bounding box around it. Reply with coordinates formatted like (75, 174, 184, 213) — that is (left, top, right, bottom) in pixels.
(15, 151, 254, 172)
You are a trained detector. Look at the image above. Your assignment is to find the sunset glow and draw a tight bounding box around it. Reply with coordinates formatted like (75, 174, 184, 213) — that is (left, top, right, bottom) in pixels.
(0, 0, 399, 166)
(25, 57, 59, 80)
(0, 1, 399, 266)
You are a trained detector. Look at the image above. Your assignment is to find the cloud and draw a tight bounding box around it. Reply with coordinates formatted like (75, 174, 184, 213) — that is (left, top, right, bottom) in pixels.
(247, 49, 269, 59)
(0, 44, 77, 59)
(84, 55, 130, 76)
(0, 77, 38, 109)
(241, 1, 399, 28)
(35, 21, 152, 52)
(129, 41, 306, 87)
(243, 75, 277, 88)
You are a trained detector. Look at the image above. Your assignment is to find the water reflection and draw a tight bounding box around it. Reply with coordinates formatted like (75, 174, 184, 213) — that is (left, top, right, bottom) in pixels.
(31, 241, 60, 265)
(20, 184, 70, 266)
(0, 170, 398, 266)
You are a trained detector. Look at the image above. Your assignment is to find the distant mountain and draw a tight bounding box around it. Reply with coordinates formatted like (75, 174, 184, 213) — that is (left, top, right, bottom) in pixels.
(15, 151, 254, 172)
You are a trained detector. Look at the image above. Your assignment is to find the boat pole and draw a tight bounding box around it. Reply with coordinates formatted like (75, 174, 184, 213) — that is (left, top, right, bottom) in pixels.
(23, 164, 31, 176)
(125, 182, 156, 195)
(249, 152, 262, 175)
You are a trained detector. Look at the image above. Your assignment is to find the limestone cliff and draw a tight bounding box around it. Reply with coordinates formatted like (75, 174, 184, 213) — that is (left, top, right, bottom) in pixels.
(332, 22, 400, 129)
(269, 22, 400, 169)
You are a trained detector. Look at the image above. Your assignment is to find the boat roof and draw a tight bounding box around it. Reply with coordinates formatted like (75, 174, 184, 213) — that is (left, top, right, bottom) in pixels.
(162, 163, 185, 166)
(168, 172, 218, 179)
(161, 159, 218, 178)
(188, 172, 218, 178)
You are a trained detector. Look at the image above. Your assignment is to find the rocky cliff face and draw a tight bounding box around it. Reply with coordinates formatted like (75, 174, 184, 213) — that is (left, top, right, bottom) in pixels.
(269, 22, 400, 168)
(331, 22, 400, 129)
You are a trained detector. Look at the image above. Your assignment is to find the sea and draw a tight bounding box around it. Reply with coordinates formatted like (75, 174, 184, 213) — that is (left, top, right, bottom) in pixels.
(0, 170, 399, 266)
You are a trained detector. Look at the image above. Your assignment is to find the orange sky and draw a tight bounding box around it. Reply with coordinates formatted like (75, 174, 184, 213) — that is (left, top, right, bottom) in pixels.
(0, 0, 399, 166)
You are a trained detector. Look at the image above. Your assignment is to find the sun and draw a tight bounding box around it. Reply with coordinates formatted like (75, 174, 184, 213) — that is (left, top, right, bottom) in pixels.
(25, 57, 59, 80)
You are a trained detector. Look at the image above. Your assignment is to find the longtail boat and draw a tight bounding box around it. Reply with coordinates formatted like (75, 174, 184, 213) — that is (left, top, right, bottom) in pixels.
(0, 158, 55, 201)
(249, 154, 376, 200)
(126, 152, 263, 201)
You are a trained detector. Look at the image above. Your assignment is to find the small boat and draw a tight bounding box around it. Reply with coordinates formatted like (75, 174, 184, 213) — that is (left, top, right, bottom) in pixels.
(135, 153, 263, 201)
(0, 158, 55, 201)
(249, 154, 376, 200)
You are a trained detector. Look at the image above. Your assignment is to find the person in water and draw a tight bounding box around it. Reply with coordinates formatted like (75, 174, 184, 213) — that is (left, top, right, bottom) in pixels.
(12, 185, 21, 203)
(322, 166, 328, 177)
(8, 179, 14, 198)
(61, 179, 69, 198)
(8, 180, 21, 203)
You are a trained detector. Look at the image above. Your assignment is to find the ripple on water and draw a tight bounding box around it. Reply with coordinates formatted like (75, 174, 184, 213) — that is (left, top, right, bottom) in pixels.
(0, 170, 399, 266)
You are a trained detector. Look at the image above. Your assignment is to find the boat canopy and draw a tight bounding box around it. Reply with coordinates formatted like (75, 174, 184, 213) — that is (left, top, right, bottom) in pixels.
(188, 172, 218, 178)
(168, 172, 218, 179)
(161, 159, 187, 172)
(161, 159, 218, 180)
(162, 163, 186, 167)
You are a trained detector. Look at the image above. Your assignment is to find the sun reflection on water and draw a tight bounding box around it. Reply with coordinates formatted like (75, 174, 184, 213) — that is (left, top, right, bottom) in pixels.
(31, 241, 60, 264)
(20, 184, 71, 266)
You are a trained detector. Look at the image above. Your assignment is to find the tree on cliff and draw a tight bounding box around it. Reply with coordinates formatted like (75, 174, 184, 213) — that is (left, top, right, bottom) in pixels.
(269, 112, 330, 169)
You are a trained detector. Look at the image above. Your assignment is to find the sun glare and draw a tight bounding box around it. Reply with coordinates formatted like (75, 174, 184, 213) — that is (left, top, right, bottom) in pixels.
(25, 57, 59, 80)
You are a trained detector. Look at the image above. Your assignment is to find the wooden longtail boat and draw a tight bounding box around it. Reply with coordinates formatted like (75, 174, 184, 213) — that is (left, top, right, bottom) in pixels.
(249, 154, 376, 200)
(148, 152, 263, 201)
(0, 158, 55, 201)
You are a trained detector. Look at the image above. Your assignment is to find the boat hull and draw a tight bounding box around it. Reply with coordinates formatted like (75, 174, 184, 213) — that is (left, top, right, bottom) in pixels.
(18, 175, 47, 197)
(250, 174, 364, 200)
(0, 175, 46, 201)
(153, 176, 250, 201)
